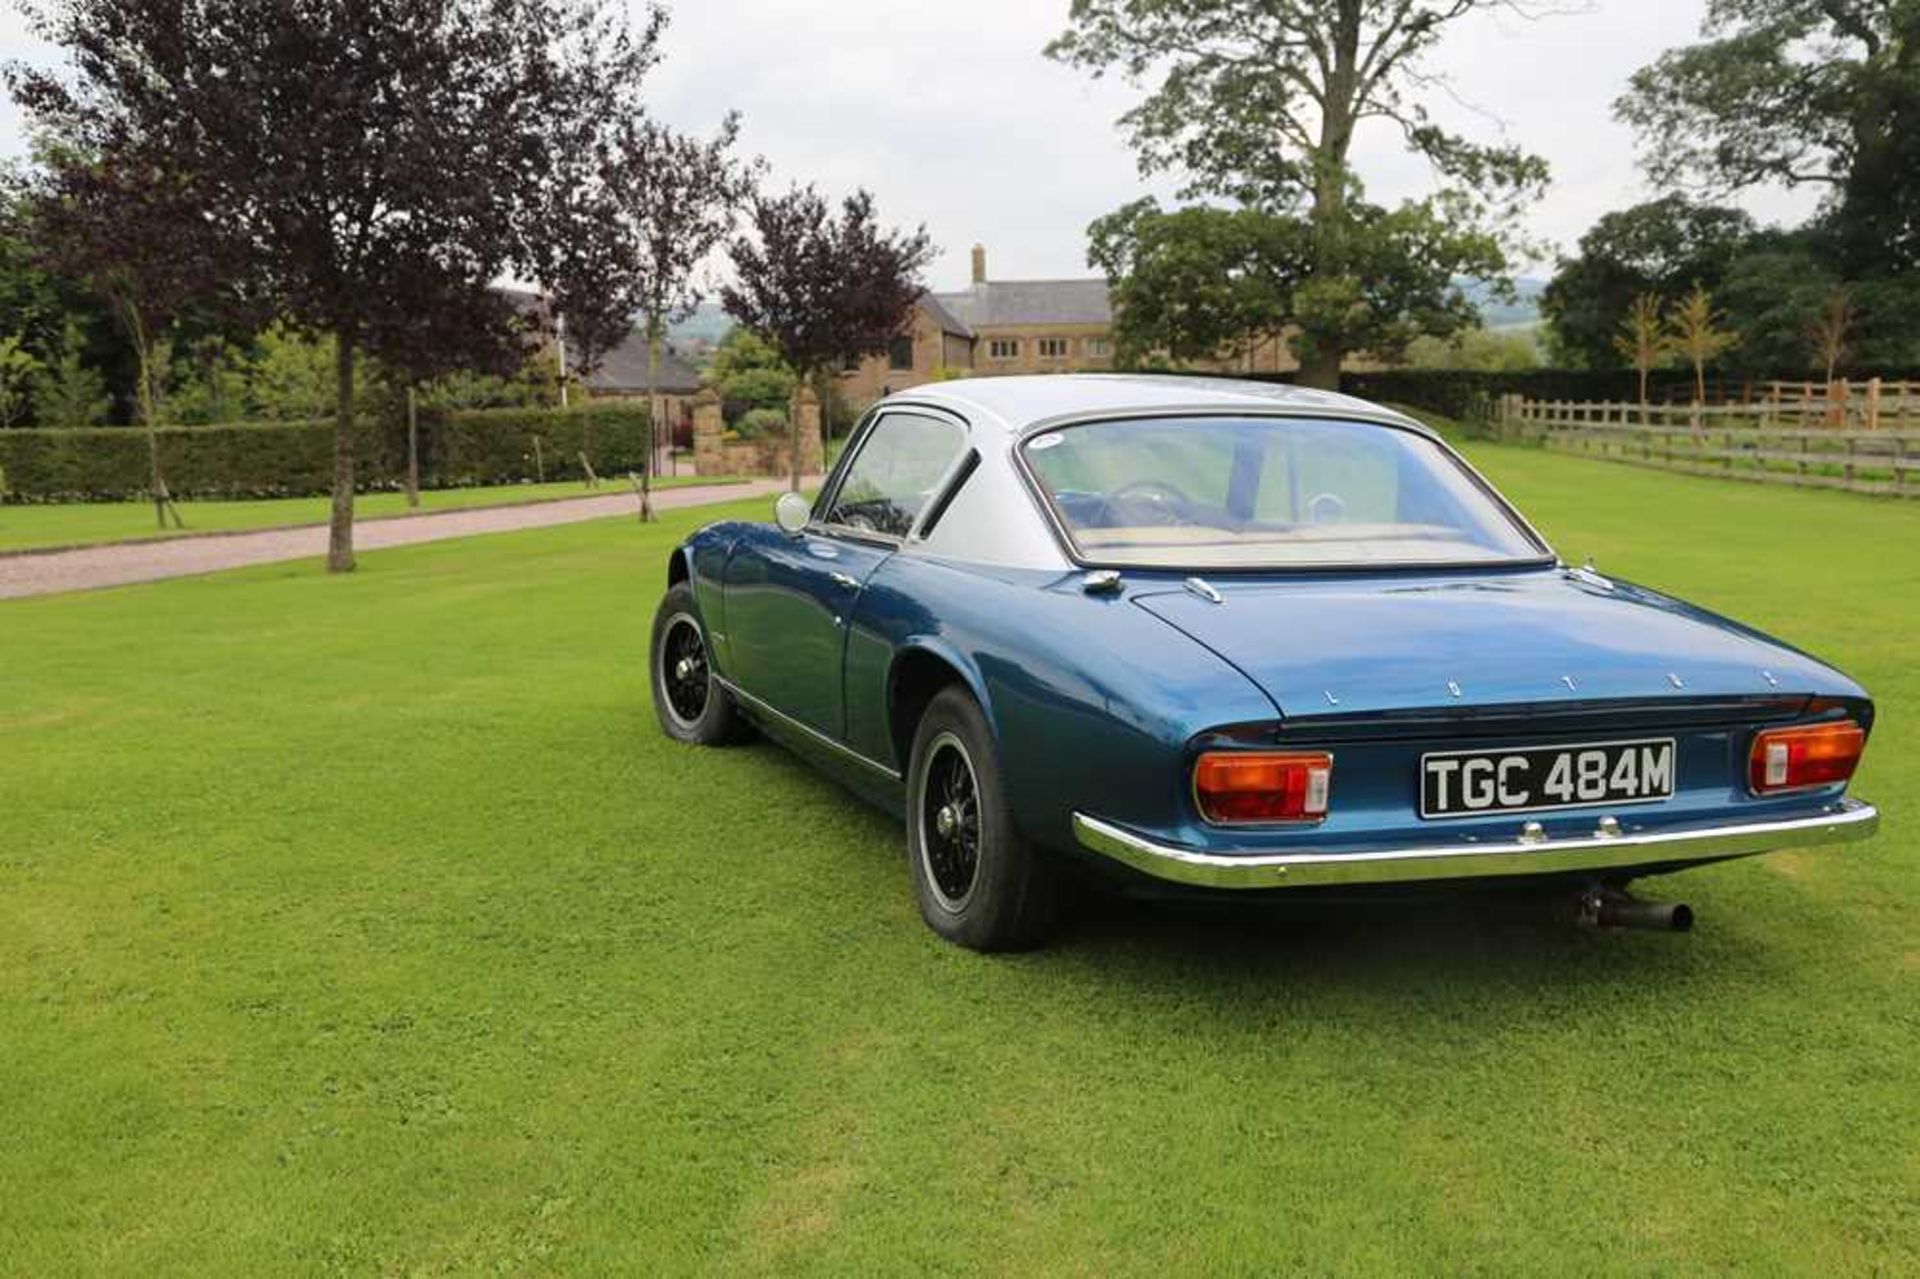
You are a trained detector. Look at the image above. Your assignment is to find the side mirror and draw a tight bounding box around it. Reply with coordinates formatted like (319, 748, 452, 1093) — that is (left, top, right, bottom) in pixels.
(774, 491, 811, 534)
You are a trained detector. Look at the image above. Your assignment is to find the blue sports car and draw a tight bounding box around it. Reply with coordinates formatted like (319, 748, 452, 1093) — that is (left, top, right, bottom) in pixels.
(651, 376, 1878, 950)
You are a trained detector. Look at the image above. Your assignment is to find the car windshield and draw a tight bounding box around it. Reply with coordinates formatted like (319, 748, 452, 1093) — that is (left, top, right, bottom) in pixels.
(1022, 415, 1546, 569)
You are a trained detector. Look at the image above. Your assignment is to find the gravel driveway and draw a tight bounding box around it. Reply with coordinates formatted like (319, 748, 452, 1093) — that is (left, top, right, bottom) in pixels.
(0, 479, 790, 600)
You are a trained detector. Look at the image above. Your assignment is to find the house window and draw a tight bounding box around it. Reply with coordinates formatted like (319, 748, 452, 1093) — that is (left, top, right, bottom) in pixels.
(889, 336, 914, 371)
(1085, 338, 1113, 358)
(988, 338, 1020, 360)
(1038, 338, 1069, 360)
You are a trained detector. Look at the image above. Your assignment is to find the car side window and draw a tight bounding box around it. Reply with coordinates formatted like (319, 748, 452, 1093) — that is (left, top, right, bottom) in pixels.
(824, 411, 965, 538)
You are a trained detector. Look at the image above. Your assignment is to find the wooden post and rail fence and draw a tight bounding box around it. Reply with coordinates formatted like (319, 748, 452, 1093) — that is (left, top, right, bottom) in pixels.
(1498, 379, 1920, 498)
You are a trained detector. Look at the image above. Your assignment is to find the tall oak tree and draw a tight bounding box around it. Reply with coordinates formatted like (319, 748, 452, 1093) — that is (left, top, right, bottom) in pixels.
(1049, 0, 1551, 387)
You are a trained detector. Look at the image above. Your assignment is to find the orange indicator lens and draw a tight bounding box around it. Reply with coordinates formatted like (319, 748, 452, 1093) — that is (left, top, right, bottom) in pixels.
(1194, 751, 1333, 824)
(1748, 722, 1864, 794)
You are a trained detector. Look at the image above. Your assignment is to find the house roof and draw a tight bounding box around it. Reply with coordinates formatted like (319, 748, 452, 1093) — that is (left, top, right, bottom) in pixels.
(933, 278, 1114, 330)
(917, 292, 975, 339)
(582, 330, 703, 395)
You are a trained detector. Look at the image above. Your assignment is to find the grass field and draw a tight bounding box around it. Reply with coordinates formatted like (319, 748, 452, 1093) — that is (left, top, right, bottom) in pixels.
(1, 441, 1915, 1274)
(0, 473, 740, 554)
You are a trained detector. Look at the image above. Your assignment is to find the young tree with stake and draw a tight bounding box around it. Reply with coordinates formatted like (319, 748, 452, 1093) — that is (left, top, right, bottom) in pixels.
(1666, 284, 1738, 407)
(538, 105, 750, 521)
(23, 148, 255, 527)
(1614, 292, 1670, 423)
(1809, 287, 1856, 390)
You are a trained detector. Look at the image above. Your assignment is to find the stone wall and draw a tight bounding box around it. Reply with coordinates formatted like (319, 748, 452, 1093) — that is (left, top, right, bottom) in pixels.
(692, 385, 825, 478)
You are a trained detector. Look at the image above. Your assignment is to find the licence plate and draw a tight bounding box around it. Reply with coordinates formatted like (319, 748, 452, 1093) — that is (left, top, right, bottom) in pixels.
(1420, 738, 1675, 819)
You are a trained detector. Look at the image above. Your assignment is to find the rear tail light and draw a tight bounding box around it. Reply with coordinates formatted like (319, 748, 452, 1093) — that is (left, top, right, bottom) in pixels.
(1194, 751, 1332, 824)
(1748, 722, 1865, 794)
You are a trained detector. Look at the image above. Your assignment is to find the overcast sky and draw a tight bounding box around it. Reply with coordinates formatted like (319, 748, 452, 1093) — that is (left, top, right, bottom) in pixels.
(1, 1, 1821, 290)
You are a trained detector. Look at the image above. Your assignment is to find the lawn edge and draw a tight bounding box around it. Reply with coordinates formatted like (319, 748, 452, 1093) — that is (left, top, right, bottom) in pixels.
(0, 478, 749, 559)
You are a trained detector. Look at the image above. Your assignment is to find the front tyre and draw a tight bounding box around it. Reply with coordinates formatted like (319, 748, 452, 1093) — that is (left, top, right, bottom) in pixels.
(907, 687, 1056, 951)
(650, 582, 743, 745)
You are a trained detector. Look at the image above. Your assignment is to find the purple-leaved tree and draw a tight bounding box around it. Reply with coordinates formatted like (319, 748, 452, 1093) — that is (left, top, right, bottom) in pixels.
(10, 0, 655, 570)
(23, 144, 260, 527)
(723, 186, 934, 493)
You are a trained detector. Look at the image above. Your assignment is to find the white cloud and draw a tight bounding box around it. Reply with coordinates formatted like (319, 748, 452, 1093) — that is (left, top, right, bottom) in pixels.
(3, 1, 1826, 288)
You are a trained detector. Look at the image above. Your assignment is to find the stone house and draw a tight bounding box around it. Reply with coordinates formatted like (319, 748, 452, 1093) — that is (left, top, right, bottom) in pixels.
(578, 330, 704, 448)
(837, 244, 1305, 409)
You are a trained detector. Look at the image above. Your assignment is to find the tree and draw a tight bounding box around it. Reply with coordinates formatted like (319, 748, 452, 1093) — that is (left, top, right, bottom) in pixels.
(247, 324, 342, 421)
(1086, 199, 1302, 367)
(1666, 285, 1738, 405)
(1540, 196, 1756, 369)
(1287, 192, 1507, 374)
(29, 320, 110, 426)
(523, 8, 752, 519)
(1617, 1, 1919, 278)
(1810, 287, 1856, 386)
(12, 0, 654, 570)
(164, 337, 250, 426)
(626, 120, 750, 519)
(1713, 238, 1841, 376)
(1088, 193, 1501, 373)
(722, 186, 934, 492)
(1048, 1, 1550, 387)
(0, 334, 39, 426)
(541, 111, 749, 520)
(0, 163, 121, 400)
(371, 289, 532, 508)
(1613, 293, 1671, 420)
(704, 326, 796, 420)
(21, 146, 256, 526)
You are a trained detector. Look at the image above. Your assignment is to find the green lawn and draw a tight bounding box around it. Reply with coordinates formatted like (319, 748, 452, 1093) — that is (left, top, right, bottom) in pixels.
(0, 473, 741, 554)
(1, 444, 1915, 1274)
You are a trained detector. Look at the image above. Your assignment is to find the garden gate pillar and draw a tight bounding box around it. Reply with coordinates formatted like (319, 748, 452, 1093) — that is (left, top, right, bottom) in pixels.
(795, 385, 826, 476)
(692, 387, 724, 476)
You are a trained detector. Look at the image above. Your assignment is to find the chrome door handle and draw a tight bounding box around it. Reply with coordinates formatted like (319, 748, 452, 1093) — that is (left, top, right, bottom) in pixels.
(828, 572, 860, 590)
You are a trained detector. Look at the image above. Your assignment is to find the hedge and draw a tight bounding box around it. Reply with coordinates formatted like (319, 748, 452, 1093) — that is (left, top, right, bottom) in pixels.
(0, 402, 650, 502)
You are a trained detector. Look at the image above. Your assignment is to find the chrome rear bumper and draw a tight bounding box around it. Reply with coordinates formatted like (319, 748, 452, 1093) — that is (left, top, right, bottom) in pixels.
(1070, 799, 1879, 890)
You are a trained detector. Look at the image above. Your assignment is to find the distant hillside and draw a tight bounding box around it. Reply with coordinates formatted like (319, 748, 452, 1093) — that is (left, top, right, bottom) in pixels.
(1460, 276, 1546, 332)
(667, 302, 734, 345)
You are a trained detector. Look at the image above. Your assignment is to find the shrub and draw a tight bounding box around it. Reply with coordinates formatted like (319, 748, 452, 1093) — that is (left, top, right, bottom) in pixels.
(708, 328, 797, 421)
(0, 401, 649, 502)
(733, 406, 787, 439)
(0, 336, 41, 427)
(30, 324, 112, 427)
(717, 367, 795, 422)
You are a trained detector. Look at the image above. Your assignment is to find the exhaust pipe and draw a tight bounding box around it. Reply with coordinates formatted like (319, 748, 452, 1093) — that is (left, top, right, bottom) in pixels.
(1578, 888, 1693, 933)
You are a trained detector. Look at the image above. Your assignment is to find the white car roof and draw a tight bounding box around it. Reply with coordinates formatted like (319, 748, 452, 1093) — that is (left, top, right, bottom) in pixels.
(871, 374, 1437, 572)
(879, 373, 1425, 438)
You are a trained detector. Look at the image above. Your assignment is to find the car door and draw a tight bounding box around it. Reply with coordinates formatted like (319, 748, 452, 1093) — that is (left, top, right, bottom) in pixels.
(723, 407, 969, 739)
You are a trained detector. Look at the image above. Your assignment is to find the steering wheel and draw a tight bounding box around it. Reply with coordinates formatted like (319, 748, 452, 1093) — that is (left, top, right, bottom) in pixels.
(1306, 491, 1347, 525)
(1109, 478, 1197, 525)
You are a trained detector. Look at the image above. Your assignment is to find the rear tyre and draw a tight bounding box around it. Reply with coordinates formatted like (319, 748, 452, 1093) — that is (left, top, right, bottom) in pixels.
(906, 686, 1056, 951)
(650, 582, 743, 746)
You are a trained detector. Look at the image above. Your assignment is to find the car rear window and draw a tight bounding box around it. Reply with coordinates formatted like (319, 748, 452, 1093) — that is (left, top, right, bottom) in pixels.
(1021, 415, 1546, 569)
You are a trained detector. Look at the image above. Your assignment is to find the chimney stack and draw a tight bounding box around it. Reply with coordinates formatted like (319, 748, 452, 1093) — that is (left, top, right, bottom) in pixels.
(971, 244, 987, 285)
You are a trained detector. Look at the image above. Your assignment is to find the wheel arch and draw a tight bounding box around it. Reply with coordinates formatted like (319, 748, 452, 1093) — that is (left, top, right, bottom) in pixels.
(887, 640, 996, 772)
(666, 545, 692, 589)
